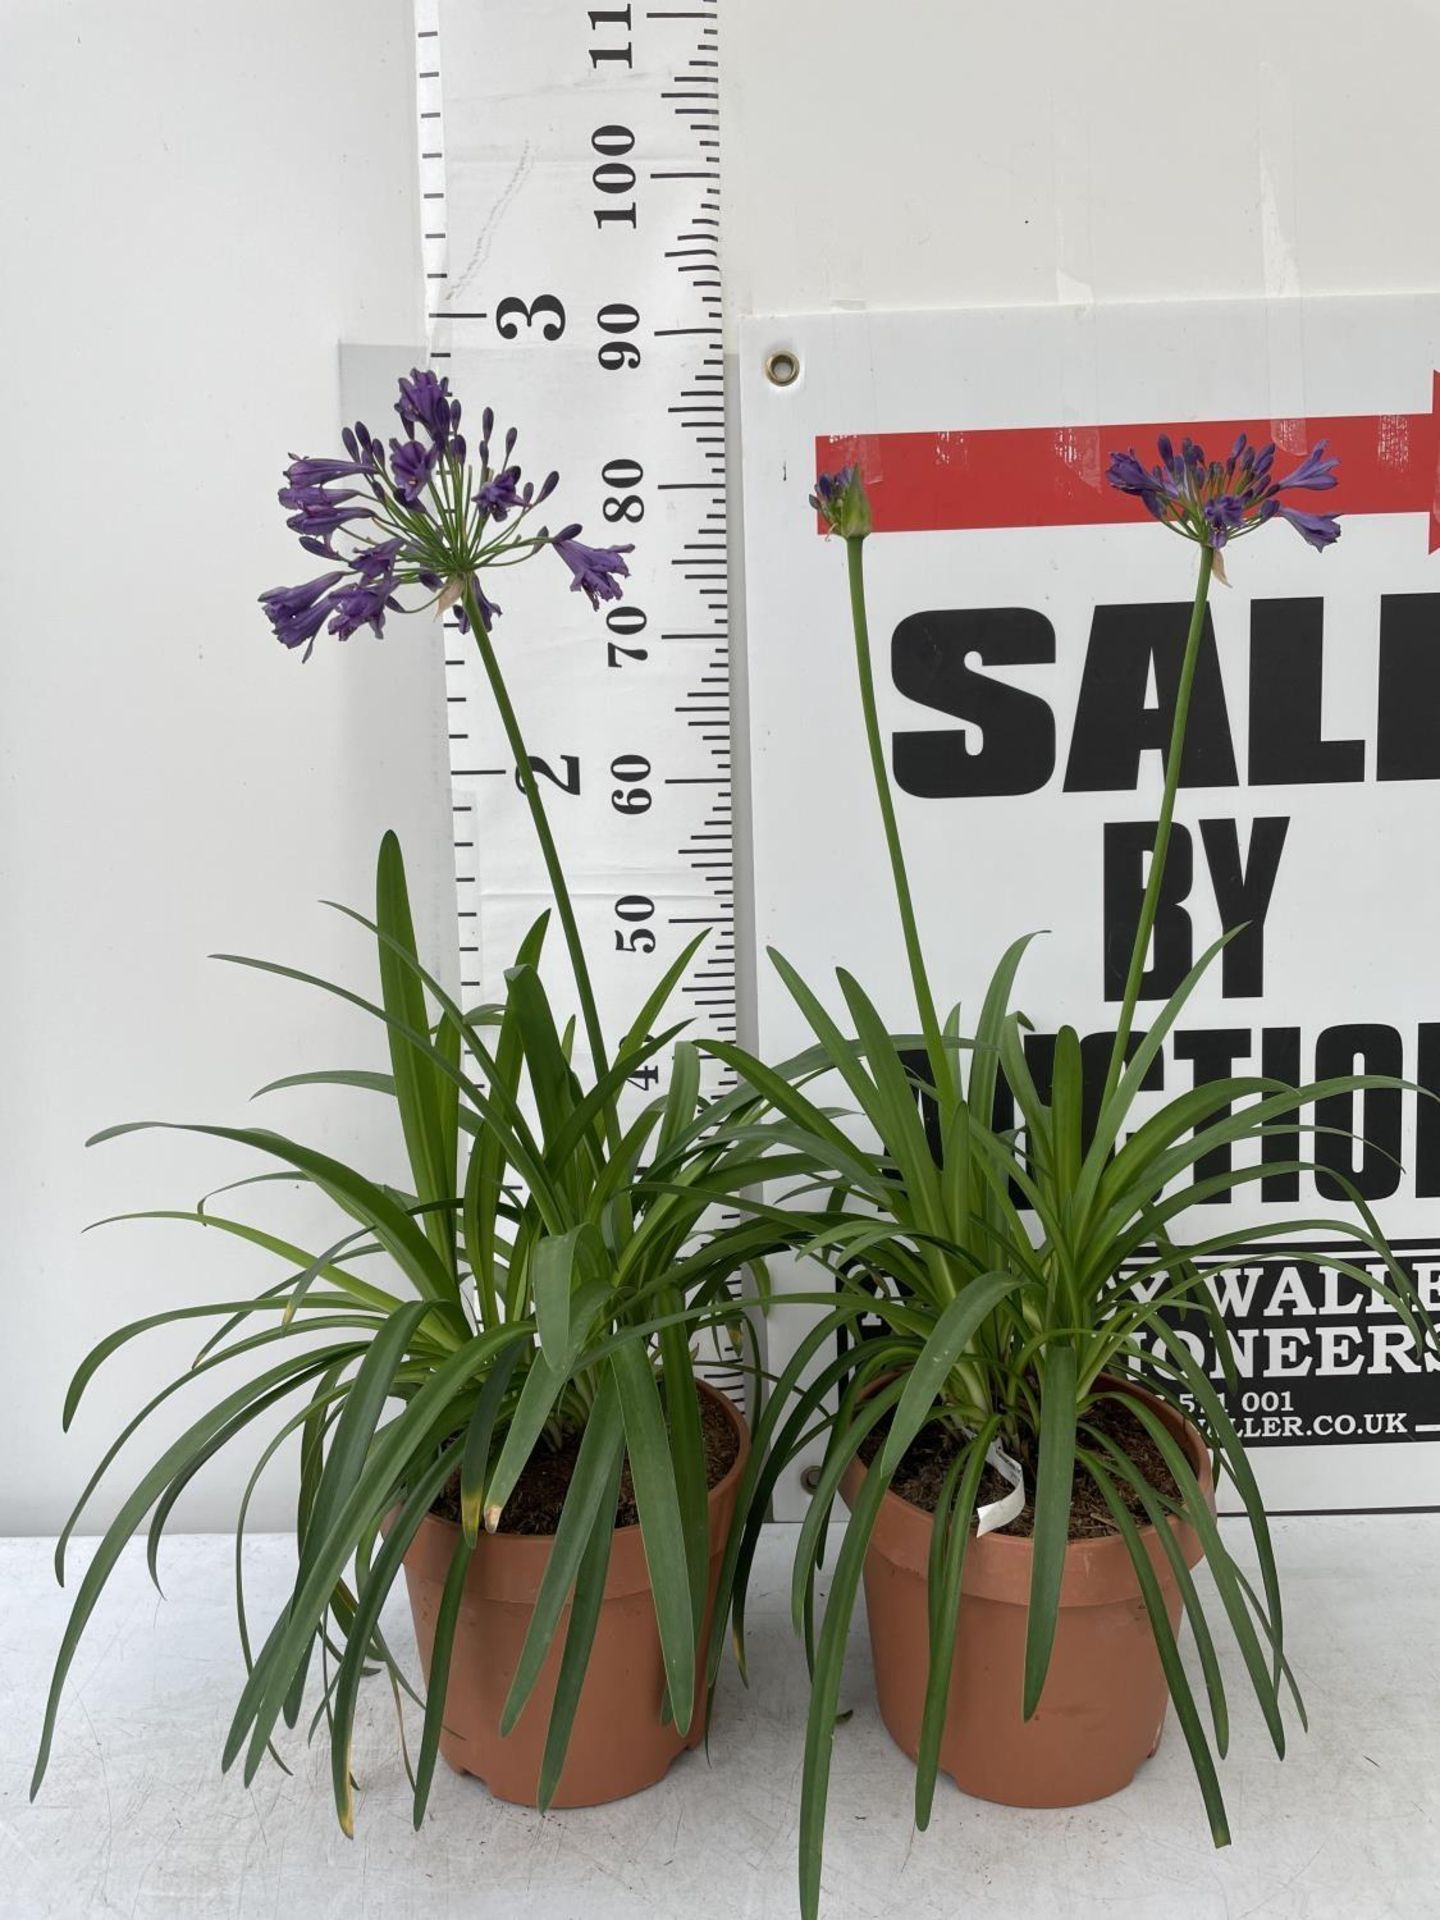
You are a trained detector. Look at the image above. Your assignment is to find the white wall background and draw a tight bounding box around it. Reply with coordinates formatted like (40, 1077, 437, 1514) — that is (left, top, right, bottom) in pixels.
(7, 0, 1440, 1534)
(722, 2, 1440, 324)
(0, 0, 444, 1534)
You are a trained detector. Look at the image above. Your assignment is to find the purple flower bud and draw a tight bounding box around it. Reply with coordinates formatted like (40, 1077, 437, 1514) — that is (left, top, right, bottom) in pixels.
(278, 484, 360, 511)
(1276, 440, 1339, 492)
(341, 422, 381, 468)
(259, 572, 344, 618)
(285, 455, 369, 488)
(327, 580, 398, 641)
(1276, 504, 1342, 549)
(551, 533, 633, 609)
(809, 465, 872, 540)
(354, 537, 404, 582)
(259, 572, 345, 659)
(388, 437, 438, 504)
(395, 368, 456, 448)
(1201, 495, 1247, 546)
(453, 575, 503, 632)
(283, 490, 372, 537)
(477, 466, 524, 522)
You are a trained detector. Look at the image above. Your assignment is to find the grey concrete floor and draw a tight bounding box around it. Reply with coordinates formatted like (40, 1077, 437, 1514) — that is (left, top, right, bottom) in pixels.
(2, 1517, 1437, 1919)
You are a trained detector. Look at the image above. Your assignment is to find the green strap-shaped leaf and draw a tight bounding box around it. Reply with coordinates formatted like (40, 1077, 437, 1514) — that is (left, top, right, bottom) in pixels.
(1023, 1340, 1078, 1720)
(458, 1342, 523, 1544)
(1086, 1425, 1229, 1756)
(300, 1302, 433, 1583)
(617, 929, 708, 1062)
(87, 1120, 465, 1321)
(531, 1225, 606, 1370)
(222, 1325, 524, 1779)
(655, 1315, 709, 1638)
(967, 932, 1039, 1126)
(915, 1420, 997, 1829)
(482, 1346, 568, 1531)
(878, 1271, 1019, 1479)
(1106, 1391, 1288, 1758)
(611, 1340, 696, 1735)
(375, 831, 457, 1275)
(500, 1370, 625, 1734)
(323, 1442, 461, 1832)
(280, 1299, 434, 1728)
(61, 1289, 385, 1432)
(412, 1518, 474, 1829)
(1083, 1450, 1230, 1846)
(32, 1344, 360, 1798)
(791, 1377, 906, 1640)
(536, 1437, 625, 1810)
(797, 1451, 889, 1920)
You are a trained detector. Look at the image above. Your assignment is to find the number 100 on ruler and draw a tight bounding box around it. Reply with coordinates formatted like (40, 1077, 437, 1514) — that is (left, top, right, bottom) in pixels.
(414, 0, 734, 1104)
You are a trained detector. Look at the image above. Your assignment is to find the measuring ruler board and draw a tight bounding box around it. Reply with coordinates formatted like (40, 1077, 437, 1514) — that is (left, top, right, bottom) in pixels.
(412, 0, 733, 1091)
(411, 1, 744, 1390)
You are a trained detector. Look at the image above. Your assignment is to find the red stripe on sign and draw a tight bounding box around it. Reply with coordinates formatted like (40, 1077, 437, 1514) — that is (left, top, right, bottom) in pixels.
(818, 373, 1440, 551)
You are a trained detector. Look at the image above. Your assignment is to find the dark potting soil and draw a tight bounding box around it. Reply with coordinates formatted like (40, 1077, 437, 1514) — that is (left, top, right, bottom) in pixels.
(431, 1387, 740, 1535)
(858, 1394, 1184, 1541)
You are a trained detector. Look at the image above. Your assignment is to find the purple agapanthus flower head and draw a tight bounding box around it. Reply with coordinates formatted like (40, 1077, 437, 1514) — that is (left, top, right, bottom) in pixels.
(1106, 431, 1340, 560)
(262, 369, 634, 658)
(550, 527, 633, 608)
(809, 464, 872, 540)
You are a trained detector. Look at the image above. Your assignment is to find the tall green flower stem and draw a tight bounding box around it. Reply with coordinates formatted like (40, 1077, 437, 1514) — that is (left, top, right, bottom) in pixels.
(1100, 544, 1216, 1110)
(845, 537, 954, 1112)
(461, 584, 620, 1154)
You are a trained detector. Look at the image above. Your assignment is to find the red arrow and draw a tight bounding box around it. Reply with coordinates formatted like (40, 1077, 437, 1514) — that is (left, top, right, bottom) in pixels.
(818, 373, 1440, 551)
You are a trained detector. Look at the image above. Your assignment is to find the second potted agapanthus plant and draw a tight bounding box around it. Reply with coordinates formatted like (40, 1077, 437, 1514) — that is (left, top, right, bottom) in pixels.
(32, 370, 796, 1825)
(705, 441, 1438, 1919)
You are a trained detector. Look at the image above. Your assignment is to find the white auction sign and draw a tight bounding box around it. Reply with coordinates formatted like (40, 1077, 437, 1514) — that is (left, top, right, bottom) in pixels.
(741, 298, 1440, 1517)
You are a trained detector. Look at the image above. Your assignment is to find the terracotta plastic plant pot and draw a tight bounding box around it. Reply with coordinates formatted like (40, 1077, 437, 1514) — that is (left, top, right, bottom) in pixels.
(839, 1379, 1214, 1809)
(399, 1380, 749, 1809)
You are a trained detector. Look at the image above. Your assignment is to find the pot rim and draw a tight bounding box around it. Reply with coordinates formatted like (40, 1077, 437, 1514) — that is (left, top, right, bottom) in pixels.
(840, 1371, 1214, 1605)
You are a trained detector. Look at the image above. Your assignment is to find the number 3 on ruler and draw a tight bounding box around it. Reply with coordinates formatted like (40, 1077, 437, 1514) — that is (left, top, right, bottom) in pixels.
(494, 294, 566, 341)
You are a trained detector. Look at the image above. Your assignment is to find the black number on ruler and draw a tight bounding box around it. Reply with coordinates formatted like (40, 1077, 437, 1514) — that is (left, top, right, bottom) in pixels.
(615, 892, 656, 952)
(606, 603, 647, 667)
(601, 457, 644, 524)
(588, 7, 632, 68)
(597, 301, 641, 371)
(494, 294, 566, 341)
(516, 754, 580, 795)
(592, 126, 637, 229)
(611, 753, 651, 815)
(614, 890, 652, 952)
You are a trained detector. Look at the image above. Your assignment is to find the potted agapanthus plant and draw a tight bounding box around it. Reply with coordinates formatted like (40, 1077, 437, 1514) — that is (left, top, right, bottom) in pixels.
(32, 371, 796, 1824)
(704, 445, 1438, 1919)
